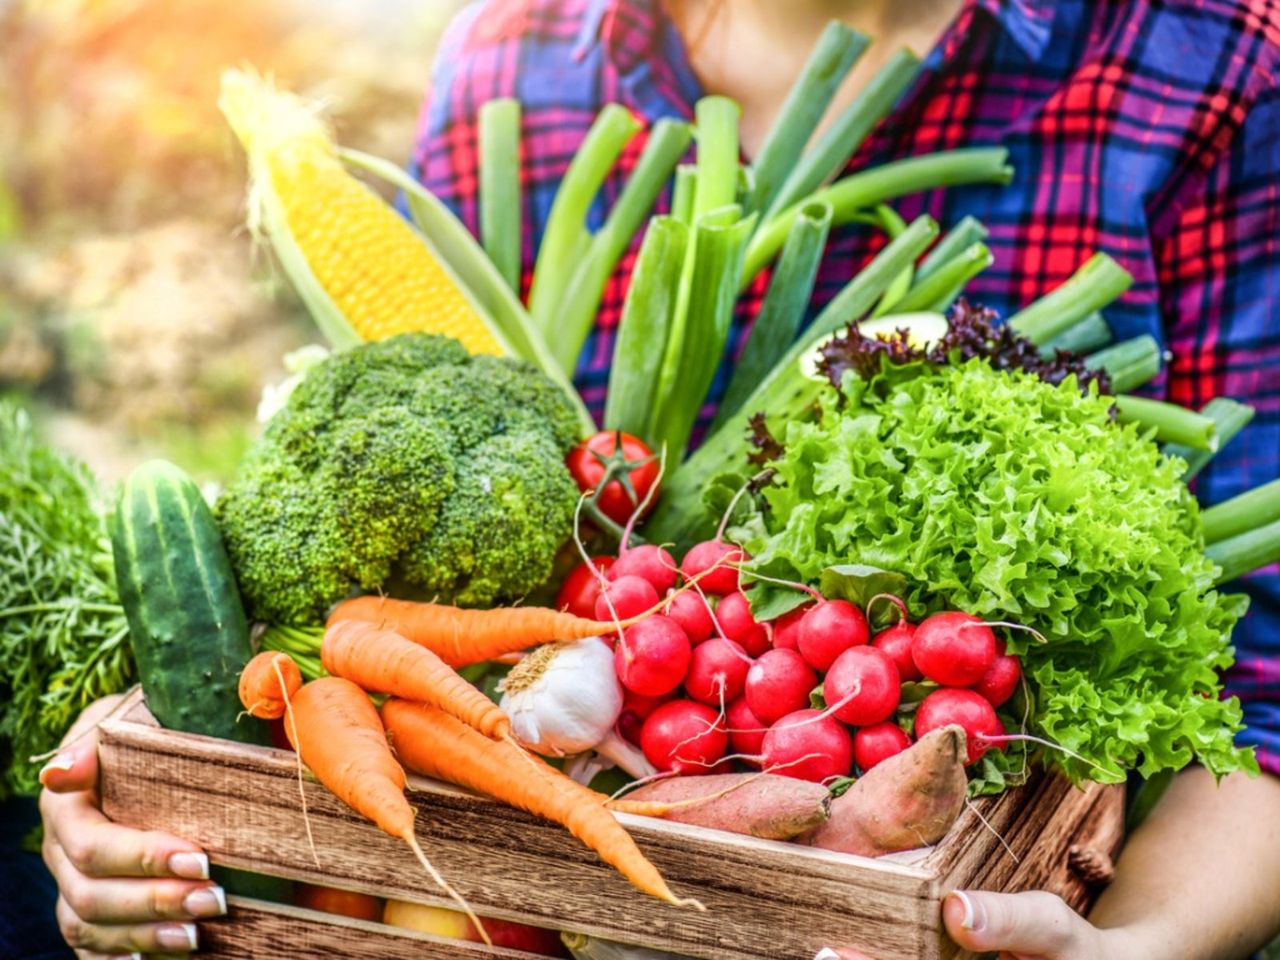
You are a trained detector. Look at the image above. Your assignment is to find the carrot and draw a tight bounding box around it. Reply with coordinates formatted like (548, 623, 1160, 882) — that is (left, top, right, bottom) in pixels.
(380, 697, 701, 910)
(328, 595, 646, 667)
(321, 619, 510, 740)
(285, 677, 489, 944)
(238, 651, 303, 720)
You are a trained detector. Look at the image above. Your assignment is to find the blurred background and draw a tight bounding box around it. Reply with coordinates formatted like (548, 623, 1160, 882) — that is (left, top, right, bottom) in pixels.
(0, 0, 468, 484)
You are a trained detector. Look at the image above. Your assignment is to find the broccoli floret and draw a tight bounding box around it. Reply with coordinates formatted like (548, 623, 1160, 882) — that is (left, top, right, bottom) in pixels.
(216, 333, 581, 624)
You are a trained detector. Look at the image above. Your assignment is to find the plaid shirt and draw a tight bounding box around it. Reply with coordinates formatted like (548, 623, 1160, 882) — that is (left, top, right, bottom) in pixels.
(411, 0, 1280, 774)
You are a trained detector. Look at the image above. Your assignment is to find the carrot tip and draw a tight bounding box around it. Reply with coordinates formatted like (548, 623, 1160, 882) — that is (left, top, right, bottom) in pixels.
(674, 895, 707, 912)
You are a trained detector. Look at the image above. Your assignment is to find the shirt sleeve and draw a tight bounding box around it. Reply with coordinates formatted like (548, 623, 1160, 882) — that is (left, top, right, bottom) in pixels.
(1155, 79, 1280, 777)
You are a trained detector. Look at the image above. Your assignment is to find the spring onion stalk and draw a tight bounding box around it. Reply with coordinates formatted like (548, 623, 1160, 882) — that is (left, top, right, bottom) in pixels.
(1164, 398, 1255, 480)
(340, 148, 596, 436)
(744, 147, 1012, 284)
(1007, 253, 1133, 345)
(645, 215, 940, 549)
(917, 215, 988, 281)
(672, 164, 697, 224)
(648, 208, 758, 459)
(1207, 517, 1280, 585)
(1202, 478, 1280, 546)
(1040, 311, 1112, 358)
(603, 218, 689, 440)
(889, 241, 992, 315)
(528, 105, 640, 334)
(1114, 395, 1218, 452)
(694, 97, 742, 220)
(714, 201, 832, 429)
(868, 205, 914, 317)
(746, 22, 868, 216)
(550, 119, 694, 374)
(767, 48, 922, 221)
(478, 98, 522, 293)
(1086, 335, 1161, 394)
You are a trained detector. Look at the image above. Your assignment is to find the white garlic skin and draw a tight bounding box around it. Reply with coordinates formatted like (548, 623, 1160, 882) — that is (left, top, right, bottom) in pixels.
(499, 638, 623, 756)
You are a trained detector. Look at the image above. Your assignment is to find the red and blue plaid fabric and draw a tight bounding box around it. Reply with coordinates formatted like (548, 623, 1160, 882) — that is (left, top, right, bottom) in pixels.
(410, 0, 1280, 773)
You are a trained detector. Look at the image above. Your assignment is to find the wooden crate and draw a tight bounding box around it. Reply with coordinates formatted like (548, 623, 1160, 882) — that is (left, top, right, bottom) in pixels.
(99, 690, 1123, 960)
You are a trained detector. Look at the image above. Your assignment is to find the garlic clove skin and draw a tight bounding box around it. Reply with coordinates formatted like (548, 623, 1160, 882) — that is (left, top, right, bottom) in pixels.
(499, 638, 623, 757)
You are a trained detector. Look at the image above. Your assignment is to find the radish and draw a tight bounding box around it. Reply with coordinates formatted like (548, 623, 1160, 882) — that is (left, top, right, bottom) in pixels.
(679, 540, 744, 595)
(684, 637, 750, 706)
(769, 604, 813, 651)
(823, 646, 900, 726)
(664, 590, 714, 645)
(726, 698, 767, 761)
(614, 616, 691, 697)
(716, 591, 770, 656)
(616, 689, 671, 747)
(744, 649, 817, 725)
(594, 574, 660, 622)
(761, 709, 853, 783)
(914, 688, 1005, 764)
(608, 544, 678, 593)
(911, 611, 996, 687)
(640, 700, 728, 774)
(853, 722, 912, 772)
(972, 641, 1022, 707)
(797, 599, 868, 671)
(871, 621, 921, 682)
(556, 556, 616, 620)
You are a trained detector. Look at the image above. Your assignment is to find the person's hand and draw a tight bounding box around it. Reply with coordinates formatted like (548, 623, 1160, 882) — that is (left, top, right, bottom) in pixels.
(815, 889, 1140, 960)
(38, 694, 226, 958)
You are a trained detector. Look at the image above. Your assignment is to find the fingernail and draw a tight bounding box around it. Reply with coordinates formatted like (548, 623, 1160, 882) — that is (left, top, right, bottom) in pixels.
(38, 754, 75, 782)
(952, 890, 985, 932)
(814, 951, 839, 960)
(183, 885, 227, 917)
(168, 851, 209, 880)
(156, 922, 198, 951)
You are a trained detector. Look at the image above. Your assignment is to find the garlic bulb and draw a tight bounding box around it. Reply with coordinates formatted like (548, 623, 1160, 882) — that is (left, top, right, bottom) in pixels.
(500, 639, 622, 755)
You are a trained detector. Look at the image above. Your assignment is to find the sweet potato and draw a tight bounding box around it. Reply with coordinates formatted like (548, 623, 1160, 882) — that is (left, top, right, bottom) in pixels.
(802, 725, 968, 856)
(613, 773, 830, 840)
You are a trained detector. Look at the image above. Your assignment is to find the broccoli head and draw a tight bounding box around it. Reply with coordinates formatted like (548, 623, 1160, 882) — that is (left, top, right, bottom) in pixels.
(216, 334, 582, 624)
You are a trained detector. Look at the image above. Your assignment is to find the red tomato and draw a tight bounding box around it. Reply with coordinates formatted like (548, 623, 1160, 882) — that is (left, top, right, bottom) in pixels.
(566, 432, 661, 526)
(295, 883, 383, 922)
(555, 556, 616, 619)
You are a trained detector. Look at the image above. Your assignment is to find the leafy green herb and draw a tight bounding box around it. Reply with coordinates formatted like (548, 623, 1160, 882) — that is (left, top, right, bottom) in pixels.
(0, 403, 133, 796)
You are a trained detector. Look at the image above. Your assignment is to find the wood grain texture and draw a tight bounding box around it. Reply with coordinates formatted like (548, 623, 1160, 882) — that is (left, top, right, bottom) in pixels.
(99, 691, 1124, 960)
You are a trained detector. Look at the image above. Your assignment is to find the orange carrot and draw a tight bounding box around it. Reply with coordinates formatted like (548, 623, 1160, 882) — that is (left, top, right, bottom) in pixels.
(380, 698, 700, 910)
(328, 595, 642, 667)
(321, 619, 510, 740)
(239, 651, 303, 720)
(285, 677, 489, 943)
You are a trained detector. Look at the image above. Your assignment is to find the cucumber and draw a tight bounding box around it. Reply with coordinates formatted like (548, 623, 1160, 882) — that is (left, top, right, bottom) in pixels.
(111, 460, 269, 746)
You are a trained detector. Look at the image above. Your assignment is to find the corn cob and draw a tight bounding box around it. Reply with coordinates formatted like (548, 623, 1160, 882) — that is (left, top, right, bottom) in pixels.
(218, 68, 506, 355)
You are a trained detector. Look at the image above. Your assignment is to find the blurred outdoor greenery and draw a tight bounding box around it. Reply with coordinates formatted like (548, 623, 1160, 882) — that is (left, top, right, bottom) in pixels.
(0, 0, 468, 484)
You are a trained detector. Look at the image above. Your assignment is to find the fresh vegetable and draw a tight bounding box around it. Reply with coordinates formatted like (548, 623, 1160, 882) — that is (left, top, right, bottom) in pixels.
(597, 576, 662, 623)
(321, 619, 510, 739)
(683, 638, 750, 706)
(821, 646, 901, 727)
(640, 700, 728, 774)
(0, 403, 133, 796)
(111, 460, 269, 745)
(715, 590, 770, 656)
(557, 557, 616, 619)
(609, 545, 679, 594)
(381, 698, 697, 907)
(760, 709, 853, 783)
(567, 431, 662, 528)
(384, 901, 568, 957)
(478, 98, 524, 294)
(216, 333, 581, 623)
(726, 698, 768, 760)
(239, 651, 303, 721)
(870, 621, 921, 682)
(770, 605, 812, 652)
(663, 591, 715, 645)
(679, 540, 744, 595)
(853, 722, 912, 772)
(910, 612, 996, 687)
(616, 617, 693, 697)
(971, 642, 1022, 707)
(295, 884, 383, 922)
(744, 649, 817, 725)
(914, 688, 1004, 766)
(797, 599, 869, 672)
(616, 773, 830, 840)
(803, 725, 969, 855)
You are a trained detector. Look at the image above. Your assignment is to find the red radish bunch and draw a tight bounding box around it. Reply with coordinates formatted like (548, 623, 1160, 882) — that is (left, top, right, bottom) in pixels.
(559, 536, 1025, 781)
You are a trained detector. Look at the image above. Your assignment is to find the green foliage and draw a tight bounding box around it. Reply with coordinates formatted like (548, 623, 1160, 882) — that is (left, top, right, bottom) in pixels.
(744, 358, 1256, 784)
(216, 334, 582, 624)
(0, 403, 132, 797)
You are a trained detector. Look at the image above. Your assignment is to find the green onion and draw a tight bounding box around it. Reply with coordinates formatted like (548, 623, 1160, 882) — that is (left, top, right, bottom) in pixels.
(604, 217, 689, 441)
(746, 22, 868, 216)
(714, 200, 833, 429)
(767, 48, 921, 221)
(744, 147, 1012, 284)
(672, 164, 697, 224)
(549, 118, 693, 375)
(694, 97, 742, 220)
(889, 241, 992, 315)
(1164, 398, 1255, 481)
(868, 205, 914, 317)
(1202, 478, 1280, 546)
(1114, 395, 1218, 452)
(1087, 335, 1161, 394)
(528, 105, 640, 335)
(1040, 311, 1112, 358)
(1007, 253, 1132, 346)
(1207, 517, 1280, 585)
(478, 98, 522, 293)
(917, 215, 988, 281)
